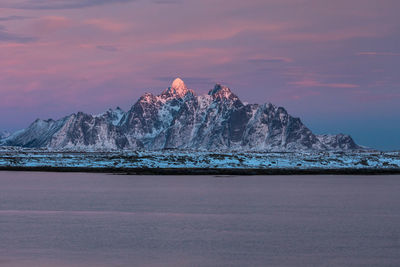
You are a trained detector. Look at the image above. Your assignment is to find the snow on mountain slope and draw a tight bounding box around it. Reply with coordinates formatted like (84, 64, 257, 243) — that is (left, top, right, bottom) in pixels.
(2, 118, 68, 148)
(95, 107, 125, 126)
(316, 134, 359, 150)
(47, 112, 126, 149)
(3, 78, 361, 151)
(0, 130, 10, 140)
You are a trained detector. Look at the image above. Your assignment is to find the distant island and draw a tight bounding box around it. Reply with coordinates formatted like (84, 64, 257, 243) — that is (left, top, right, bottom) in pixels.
(1, 78, 360, 151)
(2, 78, 398, 175)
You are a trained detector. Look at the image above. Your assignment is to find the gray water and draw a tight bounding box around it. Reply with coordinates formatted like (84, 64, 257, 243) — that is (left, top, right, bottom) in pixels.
(0, 172, 400, 267)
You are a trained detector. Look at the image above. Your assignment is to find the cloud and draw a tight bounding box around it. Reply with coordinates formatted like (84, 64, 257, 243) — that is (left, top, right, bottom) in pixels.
(96, 45, 118, 52)
(0, 15, 32, 21)
(143, 23, 284, 47)
(248, 57, 293, 64)
(32, 16, 71, 34)
(152, 0, 181, 4)
(276, 27, 384, 43)
(0, 0, 135, 10)
(356, 52, 400, 56)
(288, 79, 359, 88)
(0, 25, 36, 43)
(85, 19, 127, 32)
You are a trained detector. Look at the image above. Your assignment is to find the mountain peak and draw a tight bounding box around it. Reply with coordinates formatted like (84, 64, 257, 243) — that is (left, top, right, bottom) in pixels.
(208, 84, 238, 101)
(171, 78, 186, 90)
(162, 77, 192, 98)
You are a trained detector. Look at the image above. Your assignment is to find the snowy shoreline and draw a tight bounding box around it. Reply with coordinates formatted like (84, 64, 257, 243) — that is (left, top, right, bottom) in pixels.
(0, 148, 399, 175)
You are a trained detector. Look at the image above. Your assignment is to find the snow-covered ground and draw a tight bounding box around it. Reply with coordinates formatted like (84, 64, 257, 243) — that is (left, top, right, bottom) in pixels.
(0, 147, 399, 171)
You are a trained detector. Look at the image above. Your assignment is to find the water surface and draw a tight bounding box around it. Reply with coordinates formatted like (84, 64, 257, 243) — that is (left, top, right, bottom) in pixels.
(0, 172, 400, 266)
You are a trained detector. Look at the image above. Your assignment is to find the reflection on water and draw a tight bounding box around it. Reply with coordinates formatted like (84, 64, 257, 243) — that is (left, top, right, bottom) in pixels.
(0, 171, 400, 266)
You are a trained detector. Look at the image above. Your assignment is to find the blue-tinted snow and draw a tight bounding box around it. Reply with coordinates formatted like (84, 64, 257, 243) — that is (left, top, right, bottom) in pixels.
(0, 147, 399, 170)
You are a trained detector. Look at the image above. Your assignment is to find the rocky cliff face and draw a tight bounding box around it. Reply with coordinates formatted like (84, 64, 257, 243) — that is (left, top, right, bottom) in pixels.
(1, 78, 361, 151)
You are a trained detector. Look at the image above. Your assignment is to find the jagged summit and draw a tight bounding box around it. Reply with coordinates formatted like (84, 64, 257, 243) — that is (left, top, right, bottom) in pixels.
(209, 84, 238, 101)
(1, 78, 361, 151)
(162, 77, 193, 98)
(162, 78, 236, 100)
(171, 78, 186, 90)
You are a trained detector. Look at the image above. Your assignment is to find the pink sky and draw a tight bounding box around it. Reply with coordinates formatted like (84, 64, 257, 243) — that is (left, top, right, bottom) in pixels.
(0, 0, 399, 149)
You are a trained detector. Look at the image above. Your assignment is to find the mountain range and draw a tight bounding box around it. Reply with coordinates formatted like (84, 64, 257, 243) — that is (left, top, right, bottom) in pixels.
(0, 78, 360, 151)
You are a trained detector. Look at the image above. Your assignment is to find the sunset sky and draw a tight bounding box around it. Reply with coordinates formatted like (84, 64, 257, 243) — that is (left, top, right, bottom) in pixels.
(0, 0, 399, 150)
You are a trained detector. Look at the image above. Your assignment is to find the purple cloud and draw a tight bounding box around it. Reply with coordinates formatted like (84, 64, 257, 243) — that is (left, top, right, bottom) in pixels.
(96, 45, 118, 52)
(0, 0, 135, 10)
(0, 15, 32, 21)
(0, 25, 36, 43)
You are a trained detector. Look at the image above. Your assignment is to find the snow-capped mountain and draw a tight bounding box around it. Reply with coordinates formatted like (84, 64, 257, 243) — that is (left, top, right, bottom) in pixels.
(1, 78, 361, 151)
(0, 130, 10, 140)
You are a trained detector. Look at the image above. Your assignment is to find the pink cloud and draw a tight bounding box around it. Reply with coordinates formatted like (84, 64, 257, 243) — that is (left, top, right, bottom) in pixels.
(278, 29, 381, 42)
(356, 52, 400, 56)
(247, 56, 293, 63)
(147, 47, 235, 65)
(0, 43, 28, 48)
(269, 87, 321, 102)
(31, 16, 72, 34)
(133, 21, 285, 47)
(289, 79, 359, 88)
(84, 19, 127, 32)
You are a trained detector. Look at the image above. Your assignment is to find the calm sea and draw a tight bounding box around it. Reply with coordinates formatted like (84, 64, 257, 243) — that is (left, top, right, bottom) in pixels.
(0, 172, 399, 266)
